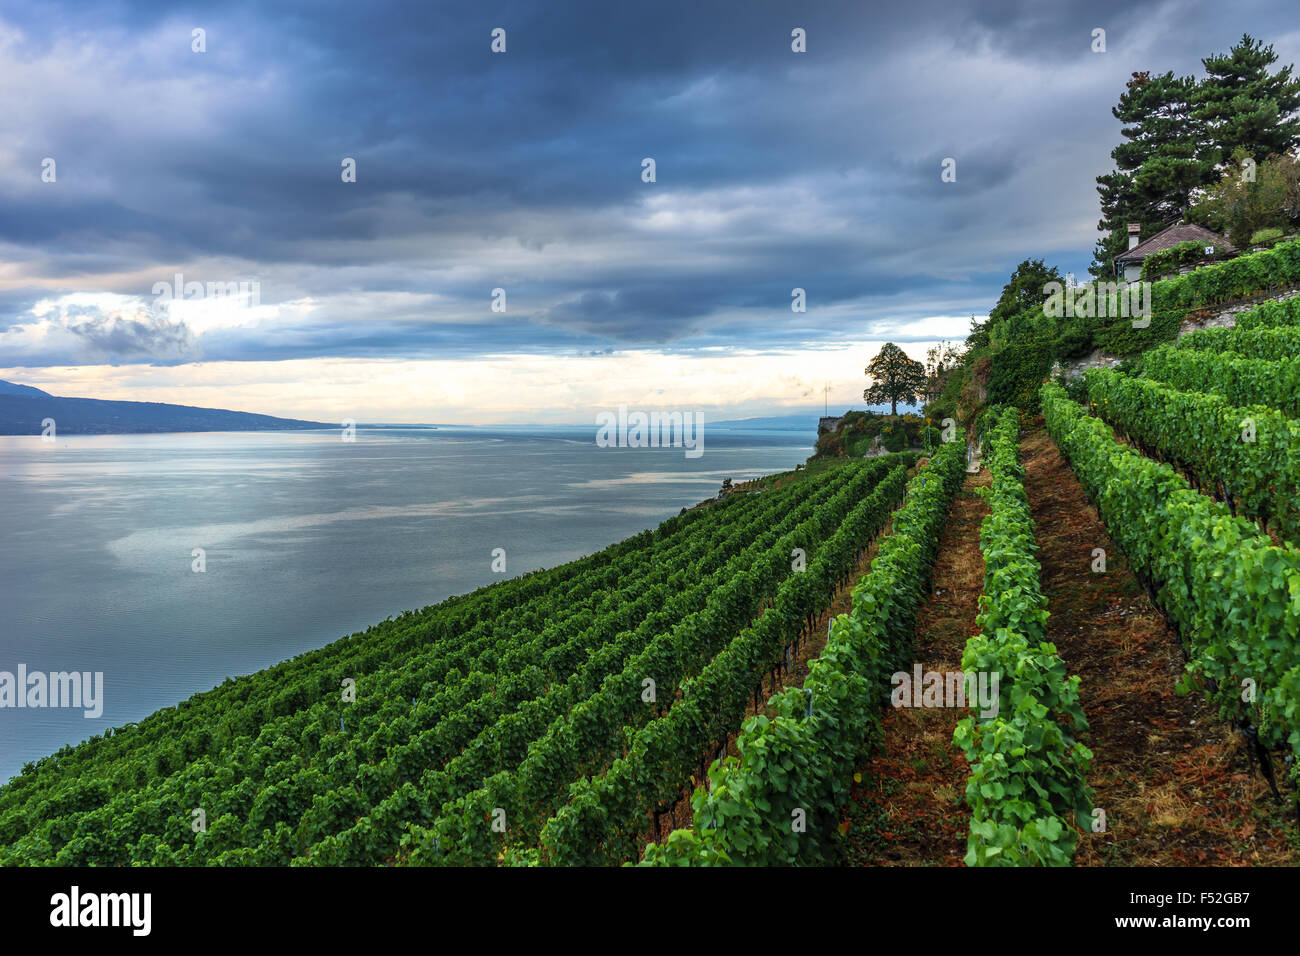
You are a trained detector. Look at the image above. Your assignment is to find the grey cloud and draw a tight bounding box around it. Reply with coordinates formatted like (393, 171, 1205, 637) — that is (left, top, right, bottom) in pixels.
(66, 313, 199, 364)
(0, 0, 1294, 368)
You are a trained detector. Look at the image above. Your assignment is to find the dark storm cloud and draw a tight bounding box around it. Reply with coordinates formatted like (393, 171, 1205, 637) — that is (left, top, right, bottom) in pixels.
(67, 312, 198, 364)
(0, 0, 1294, 366)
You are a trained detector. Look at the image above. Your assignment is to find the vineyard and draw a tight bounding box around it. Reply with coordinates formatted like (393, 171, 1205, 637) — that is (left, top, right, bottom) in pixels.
(0, 452, 943, 866)
(953, 407, 1091, 866)
(1060, 288, 1300, 777)
(4, 252, 1300, 868)
(838, 254, 1300, 867)
(1045, 378, 1300, 760)
(879, 288, 1300, 867)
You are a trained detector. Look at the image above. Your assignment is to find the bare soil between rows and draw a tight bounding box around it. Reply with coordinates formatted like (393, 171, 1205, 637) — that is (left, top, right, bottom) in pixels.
(843, 422, 1297, 866)
(1018, 419, 1297, 866)
(841, 470, 988, 865)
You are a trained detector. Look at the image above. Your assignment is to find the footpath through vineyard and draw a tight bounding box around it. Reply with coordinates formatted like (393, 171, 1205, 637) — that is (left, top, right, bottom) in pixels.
(842, 424, 1298, 867)
(841, 469, 988, 865)
(1018, 420, 1297, 866)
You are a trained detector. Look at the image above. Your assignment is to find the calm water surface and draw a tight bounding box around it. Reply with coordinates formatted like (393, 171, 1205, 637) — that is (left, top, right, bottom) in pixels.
(0, 425, 811, 782)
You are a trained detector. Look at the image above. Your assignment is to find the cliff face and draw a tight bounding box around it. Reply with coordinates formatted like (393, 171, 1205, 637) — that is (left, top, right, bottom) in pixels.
(1175, 287, 1300, 337)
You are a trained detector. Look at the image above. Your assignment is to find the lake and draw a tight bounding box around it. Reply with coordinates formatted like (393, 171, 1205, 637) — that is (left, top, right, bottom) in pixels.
(0, 424, 812, 782)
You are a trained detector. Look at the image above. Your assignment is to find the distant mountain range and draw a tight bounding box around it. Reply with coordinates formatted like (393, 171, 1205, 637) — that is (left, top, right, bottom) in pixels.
(0, 382, 919, 436)
(0, 381, 330, 435)
(709, 406, 919, 429)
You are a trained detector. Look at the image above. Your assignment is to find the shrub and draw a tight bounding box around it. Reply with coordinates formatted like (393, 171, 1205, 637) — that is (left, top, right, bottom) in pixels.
(986, 341, 1052, 411)
(1140, 240, 1223, 281)
(1249, 227, 1285, 247)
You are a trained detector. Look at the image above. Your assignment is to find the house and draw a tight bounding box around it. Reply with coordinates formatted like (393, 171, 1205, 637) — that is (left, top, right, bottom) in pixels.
(1114, 222, 1235, 282)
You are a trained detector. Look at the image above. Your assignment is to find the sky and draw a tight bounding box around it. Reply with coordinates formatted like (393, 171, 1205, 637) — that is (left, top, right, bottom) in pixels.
(0, 0, 1296, 424)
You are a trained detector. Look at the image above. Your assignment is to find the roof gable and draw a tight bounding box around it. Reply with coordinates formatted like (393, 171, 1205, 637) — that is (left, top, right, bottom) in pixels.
(1116, 223, 1236, 264)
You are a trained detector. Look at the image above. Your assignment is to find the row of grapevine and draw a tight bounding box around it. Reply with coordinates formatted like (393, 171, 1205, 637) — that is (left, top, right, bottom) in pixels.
(641, 440, 967, 865)
(1174, 325, 1300, 361)
(1140, 347, 1300, 418)
(2, 459, 890, 864)
(1151, 239, 1300, 313)
(534, 461, 914, 864)
(953, 407, 1092, 866)
(304, 459, 876, 865)
(1042, 383, 1300, 781)
(402, 459, 903, 865)
(1236, 294, 1300, 330)
(1083, 367, 1300, 544)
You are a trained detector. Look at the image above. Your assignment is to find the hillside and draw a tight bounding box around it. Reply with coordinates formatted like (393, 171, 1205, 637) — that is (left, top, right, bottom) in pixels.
(0, 382, 330, 435)
(0, 381, 51, 398)
(4, 249, 1298, 868)
(0, 452, 929, 865)
(929, 238, 1300, 424)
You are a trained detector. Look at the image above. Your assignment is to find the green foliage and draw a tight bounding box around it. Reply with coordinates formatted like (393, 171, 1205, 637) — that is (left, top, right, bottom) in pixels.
(1140, 240, 1223, 281)
(1190, 151, 1300, 249)
(1193, 34, 1300, 167)
(1235, 295, 1300, 331)
(537, 462, 914, 865)
(985, 339, 1052, 411)
(404, 455, 914, 866)
(1084, 367, 1300, 544)
(1141, 345, 1300, 417)
(1091, 308, 1184, 356)
(1153, 238, 1300, 309)
(1177, 324, 1300, 357)
(1251, 227, 1287, 246)
(640, 441, 967, 865)
(976, 239, 1300, 425)
(989, 260, 1063, 326)
(923, 340, 965, 412)
(954, 408, 1092, 866)
(1042, 383, 1300, 782)
(864, 342, 926, 416)
(816, 412, 931, 459)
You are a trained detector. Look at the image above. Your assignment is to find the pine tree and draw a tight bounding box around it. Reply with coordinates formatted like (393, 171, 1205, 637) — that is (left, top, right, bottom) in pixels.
(1090, 72, 1213, 276)
(1194, 33, 1300, 168)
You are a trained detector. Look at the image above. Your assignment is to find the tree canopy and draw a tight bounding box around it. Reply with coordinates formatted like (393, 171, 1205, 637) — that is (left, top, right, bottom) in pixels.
(1091, 71, 1212, 275)
(1190, 149, 1300, 248)
(1090, 36, 1300, 276)
(1194, 34, 1300, 166)
(989, 259, 1064, 326)
(864, 342, 925, 415)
